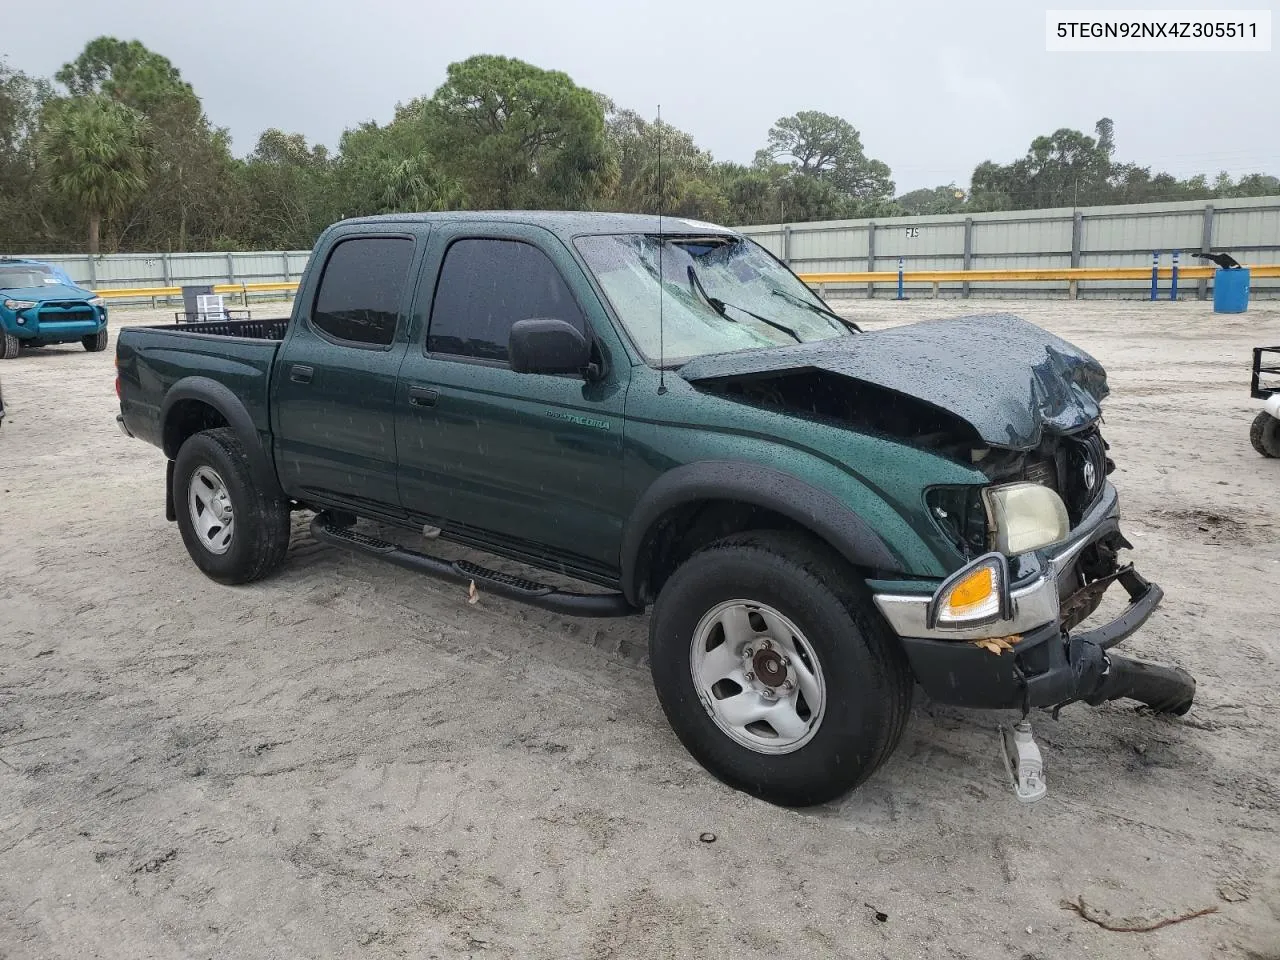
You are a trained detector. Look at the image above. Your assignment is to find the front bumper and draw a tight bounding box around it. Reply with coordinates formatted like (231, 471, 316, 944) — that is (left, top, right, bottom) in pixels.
(872, 484, 1195, 714)
(4, 306, 106, 343)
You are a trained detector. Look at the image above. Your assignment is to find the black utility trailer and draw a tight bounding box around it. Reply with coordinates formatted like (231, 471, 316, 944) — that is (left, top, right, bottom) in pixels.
(1249, 346, 1280, 458)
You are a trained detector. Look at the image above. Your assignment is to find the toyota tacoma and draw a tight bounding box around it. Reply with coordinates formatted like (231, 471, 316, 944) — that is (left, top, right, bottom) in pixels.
(114, 212, 1196, 806)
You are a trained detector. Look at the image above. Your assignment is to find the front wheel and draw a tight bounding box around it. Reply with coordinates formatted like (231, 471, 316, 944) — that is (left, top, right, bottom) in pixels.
(82, 329, 108, 352)
(1, 333, 18, 359)
(1250, 411, 1280, 458)
(173, 428, 291, 584)
(648, 531, 912, 807)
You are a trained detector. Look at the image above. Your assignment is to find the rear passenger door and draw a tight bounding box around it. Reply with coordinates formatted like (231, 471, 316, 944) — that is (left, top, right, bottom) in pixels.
(395, 224, 630, 580)
(272, 232, 418, 515)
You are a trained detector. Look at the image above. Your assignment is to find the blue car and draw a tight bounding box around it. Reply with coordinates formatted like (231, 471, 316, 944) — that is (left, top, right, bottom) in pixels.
(0, 258, 109, 359)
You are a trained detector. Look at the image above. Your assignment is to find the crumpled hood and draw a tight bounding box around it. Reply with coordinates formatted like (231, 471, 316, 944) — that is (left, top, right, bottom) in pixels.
(0, 283, 94, 303)
(678, 313, 1109, 450)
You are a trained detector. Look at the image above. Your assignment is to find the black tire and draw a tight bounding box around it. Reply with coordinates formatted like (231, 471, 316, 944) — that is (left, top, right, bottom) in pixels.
(648, 530, 912, 807)
(1, 333, 19, 360)
(1250, 411, 1280, 458)
(82, 329, 108, 352)
(173, 428, 291, 584)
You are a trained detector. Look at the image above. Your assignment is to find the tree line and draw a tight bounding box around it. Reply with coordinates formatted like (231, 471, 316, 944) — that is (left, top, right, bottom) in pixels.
(0, 39, 1276, 254)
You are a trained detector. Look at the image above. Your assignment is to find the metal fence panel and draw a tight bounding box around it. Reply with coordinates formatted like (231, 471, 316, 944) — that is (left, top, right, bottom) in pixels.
(10, 196, 1279, 301)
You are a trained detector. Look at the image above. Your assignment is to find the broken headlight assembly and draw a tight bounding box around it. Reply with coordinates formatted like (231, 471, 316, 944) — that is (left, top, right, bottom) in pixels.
(983, 482, 1069, 555)
(927, 481, 1070, 559)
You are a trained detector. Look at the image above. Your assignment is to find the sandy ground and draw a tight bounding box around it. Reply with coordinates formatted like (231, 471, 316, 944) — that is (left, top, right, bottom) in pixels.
(2, 297, 1279, 960)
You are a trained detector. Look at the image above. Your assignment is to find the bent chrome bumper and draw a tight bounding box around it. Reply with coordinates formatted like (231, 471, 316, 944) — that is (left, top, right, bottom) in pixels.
(873, 484, 1122, 642)
(870, 483, 1194, 714)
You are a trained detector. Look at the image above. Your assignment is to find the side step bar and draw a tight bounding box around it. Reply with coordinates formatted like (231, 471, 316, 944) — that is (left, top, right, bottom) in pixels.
(309, 514, 640, 618)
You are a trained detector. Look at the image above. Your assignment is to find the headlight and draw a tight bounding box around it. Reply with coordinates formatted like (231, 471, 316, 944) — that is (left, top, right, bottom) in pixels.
(3, 299, 36, 310)
(89, 296, 105, 306)
(928, 553, 1010, 628)
(983, 482, 1069, 555)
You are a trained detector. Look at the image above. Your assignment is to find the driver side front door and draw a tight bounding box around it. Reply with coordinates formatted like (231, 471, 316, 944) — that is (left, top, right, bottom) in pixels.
(395, 225, 631, 582)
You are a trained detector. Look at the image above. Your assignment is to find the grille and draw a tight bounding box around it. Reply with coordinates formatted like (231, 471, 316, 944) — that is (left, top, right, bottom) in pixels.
(1019, 429, 1108, 526)
(1061, 430, 1108, 524)
(38, 304, 94, 324)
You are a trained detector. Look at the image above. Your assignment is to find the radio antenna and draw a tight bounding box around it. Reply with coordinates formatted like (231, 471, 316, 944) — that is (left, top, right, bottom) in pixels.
(656, 104, 667, 395)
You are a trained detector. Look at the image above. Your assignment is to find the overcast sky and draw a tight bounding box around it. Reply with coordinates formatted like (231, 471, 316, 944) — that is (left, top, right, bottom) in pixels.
(9, 0, 1278, 192)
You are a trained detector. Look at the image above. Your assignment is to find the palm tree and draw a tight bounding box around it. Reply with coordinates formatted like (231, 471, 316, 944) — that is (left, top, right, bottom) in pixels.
(376, 155, 464, 214)
(40, 95, 147, 253)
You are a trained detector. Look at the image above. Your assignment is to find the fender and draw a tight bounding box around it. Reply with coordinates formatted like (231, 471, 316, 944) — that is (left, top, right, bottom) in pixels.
(619, 460, 904, 606)
(160, 377, 284, 501)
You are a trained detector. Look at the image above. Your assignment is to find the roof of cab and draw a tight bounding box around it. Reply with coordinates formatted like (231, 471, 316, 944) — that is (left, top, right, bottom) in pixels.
(330, 210, 740, 238)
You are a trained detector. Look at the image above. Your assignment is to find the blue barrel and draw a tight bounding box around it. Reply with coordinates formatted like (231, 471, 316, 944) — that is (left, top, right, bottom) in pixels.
(1213, 268, 1250, 313)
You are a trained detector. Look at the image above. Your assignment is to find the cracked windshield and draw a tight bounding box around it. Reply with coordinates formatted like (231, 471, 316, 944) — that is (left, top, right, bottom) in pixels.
(576, 233, 850, 363)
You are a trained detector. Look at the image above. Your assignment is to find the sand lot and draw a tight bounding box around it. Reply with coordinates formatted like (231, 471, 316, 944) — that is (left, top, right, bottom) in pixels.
(2, 297, 1279, 959)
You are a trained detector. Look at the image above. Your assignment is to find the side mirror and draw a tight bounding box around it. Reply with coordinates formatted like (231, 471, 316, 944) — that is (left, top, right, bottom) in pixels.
(509, 318, 592, 376)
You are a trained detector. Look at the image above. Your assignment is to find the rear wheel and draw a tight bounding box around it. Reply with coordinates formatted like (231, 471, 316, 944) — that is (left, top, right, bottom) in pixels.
(173, 428, 291, 584)
(82, 329, 108, 352)
(1250, 411, 1280, 458)
(648, 530, 912, 807)
(1, 333, 18, 359)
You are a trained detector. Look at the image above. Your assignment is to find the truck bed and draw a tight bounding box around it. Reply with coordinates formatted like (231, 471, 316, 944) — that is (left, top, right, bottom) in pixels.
(115, 318, 289, 453)
(146, 317, 290, 340)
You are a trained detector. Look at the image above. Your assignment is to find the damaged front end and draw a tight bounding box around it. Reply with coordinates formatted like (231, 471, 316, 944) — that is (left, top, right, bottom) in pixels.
(680, 312, 1195, 717)
(873, 484, 1195, 717)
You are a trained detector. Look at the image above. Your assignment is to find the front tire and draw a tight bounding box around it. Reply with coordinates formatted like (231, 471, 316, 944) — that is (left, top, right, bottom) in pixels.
(82, 329, 108, 352)
(173, 428, 291, 584)
(1250, 411, 1280, 458)
(1, 333, 18, 359)
(649, 531, 912, 807)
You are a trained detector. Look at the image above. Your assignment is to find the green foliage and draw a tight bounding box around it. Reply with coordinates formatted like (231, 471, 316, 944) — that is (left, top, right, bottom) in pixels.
(2, 42, 1275, 255)
(603, 108, 724, 219)
(966, 117, 1277, 210)
(0, 58, 51, 251)
(897, 185, 967, 216)
(757, 110, 895, 201)
(423, 55, 614, 209)
(56, 37, 195, 116)
(38, 94, 148, 253)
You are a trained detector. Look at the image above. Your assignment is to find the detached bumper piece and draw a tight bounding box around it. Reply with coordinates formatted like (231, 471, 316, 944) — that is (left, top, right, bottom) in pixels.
(901, 566, 1195, 716)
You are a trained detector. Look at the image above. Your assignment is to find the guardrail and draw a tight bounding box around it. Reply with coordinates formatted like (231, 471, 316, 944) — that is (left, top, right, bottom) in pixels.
(94, 281, 300, 301)
(92, 266, 1280, 304)
(795, 264, 1280, 300)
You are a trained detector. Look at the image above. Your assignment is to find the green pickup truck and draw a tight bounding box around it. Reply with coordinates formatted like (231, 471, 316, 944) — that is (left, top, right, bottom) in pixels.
(116, 212, 1195, 805)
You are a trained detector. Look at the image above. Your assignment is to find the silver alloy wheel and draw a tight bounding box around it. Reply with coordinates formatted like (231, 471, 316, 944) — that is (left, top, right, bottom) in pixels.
(188, 465, 235, 555)
(690, 599, 827, 754)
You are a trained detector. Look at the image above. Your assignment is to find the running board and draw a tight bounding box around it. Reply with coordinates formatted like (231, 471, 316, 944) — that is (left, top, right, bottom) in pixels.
(309, 514, 639, 618)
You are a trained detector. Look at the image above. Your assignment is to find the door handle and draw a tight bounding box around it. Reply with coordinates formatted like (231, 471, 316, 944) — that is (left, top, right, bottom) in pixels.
(290, 364, 314, 384)
(408, 385, 440, 407)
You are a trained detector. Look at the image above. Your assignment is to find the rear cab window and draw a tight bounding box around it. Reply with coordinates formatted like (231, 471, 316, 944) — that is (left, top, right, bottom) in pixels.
(427, 238, 586, 362)
(311, 237, 415, 347)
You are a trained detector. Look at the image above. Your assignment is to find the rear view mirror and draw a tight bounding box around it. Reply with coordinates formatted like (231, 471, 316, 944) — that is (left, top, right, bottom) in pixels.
(509, 318, 591, 376)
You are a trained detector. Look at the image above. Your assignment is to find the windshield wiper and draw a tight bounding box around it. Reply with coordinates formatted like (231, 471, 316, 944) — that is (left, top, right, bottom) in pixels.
(687, 265, 802, 344)
(770, 287, 862, 332)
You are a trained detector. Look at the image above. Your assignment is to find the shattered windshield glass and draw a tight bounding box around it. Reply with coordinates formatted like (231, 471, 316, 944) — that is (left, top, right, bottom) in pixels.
(575, 234, 850, 365)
